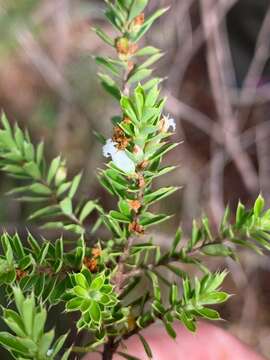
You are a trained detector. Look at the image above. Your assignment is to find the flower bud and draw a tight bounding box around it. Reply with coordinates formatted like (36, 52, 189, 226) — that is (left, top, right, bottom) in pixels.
(115, 37, 138, 60)
(55, 165, 67, 185)
(129, 220, 144, 234)
(131, 13, 145, 33)
(128, 199, 141, 213)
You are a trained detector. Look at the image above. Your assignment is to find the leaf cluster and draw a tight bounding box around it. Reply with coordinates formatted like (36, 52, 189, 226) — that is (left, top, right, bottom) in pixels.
(0, 287, 70, 360)
(0, 115, 99, 235)
(0, 1, 269, 360)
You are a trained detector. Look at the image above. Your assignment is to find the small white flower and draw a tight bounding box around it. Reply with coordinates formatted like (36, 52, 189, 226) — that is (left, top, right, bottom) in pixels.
(47, 349, 53, 356)
(162, 114, 176, 132)
(103, 139, 135, 174)
(103, 139, 117, 158)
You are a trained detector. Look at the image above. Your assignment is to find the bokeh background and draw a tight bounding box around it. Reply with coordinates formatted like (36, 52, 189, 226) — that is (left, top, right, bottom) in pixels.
(1, 0, 270, 358)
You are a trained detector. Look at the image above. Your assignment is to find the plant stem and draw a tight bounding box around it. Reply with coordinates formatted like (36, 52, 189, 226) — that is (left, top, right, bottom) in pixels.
(102, 337, 117, 360)
(119, 238, 232, 286)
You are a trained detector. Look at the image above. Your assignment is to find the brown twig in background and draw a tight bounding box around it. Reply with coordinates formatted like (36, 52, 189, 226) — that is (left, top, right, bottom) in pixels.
(201, 0, 258, 199)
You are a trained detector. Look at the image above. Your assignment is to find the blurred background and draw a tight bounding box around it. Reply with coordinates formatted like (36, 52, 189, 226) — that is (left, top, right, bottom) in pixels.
(0, 0, 270, 358)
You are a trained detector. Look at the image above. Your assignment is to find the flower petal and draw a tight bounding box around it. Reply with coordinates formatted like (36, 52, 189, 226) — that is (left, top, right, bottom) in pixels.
(102, 138, 135, 173)
(164, 115, 176, 132)
(113, 151, 136, 173)
(103, 139, 117, 158)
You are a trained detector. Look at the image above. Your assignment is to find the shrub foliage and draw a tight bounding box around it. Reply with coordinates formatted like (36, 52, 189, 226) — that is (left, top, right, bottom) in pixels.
(0, 1, 269, 359)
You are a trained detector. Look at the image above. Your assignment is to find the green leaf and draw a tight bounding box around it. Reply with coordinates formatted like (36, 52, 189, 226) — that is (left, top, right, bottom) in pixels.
(120, 96, 139, 125)
(133, 7, 169, 42)
(147, 271, 161, 301)
(200, 272, 227, 293)
(74, 273, 88, 288)
(34, 274, 45, 299)
(32, 308, 47, 342)
(36, 141, 44, 166)
(39, 329, 55, 356)
(51, 332, 69, 357)
(69, 172, 82, 198)
(27, 233, 40, 253)
(118, 0, 133, 9)
(144, 84, 160, 108)
(169, 284, 179, 306)
(138, 53, 164, 70)
(196, 307, 220, 320)
(98, 73, 121, 100)
(135, 46, 160, 56)
(128, 0, 148, 21)
(47, 156, 61, 184)
(0, 332, 28, 355)
(61, 347, 72, 360)
(170, 228, 182, 255)
(28, 205, 60, 220)
(177, 311, 196, 332)
(2, 164, 25, 176)
(23, 161, 41, 179)
(2, 234, 13, 264)
(200, 291, 230, 305)
(79, 201, 96, 222)
(91, 274, 105, 291)
(140, 213, 171, 227)
(55, 237, 64, 260)
(236, 201, 246, 227)
(134, 85, 145, 119)
(202, 244, 232, 257)
(117, 352, 141, 360)
(18, 255, 33, 270)
(148, 142, 179, 161)
(24, 142, 35, 161)
(66, 298, 83, 311)
(163, 321, 177, 339)
(138, 333, 153, 358)
(220, 205, 230, 230)
(96, 56, 121, 76)
(60, 197, 73, 216)
(128, 68, 152, 84)
(109, 210, 131, 223)
(28, 183, 51, 195)
(118, 199, 130, 216)
(0, 269, 16, 284)
(93, 27, 114, 46)
(105, 2, 126, 31)
(105, 169, 129, 188)
(231, 238, 263, 255)
(3, 309, 26, 338)
(254, 194, 265, 217)
(142, 77, 163, 91)
(57, 181, 72, 196)
(144, 187, 178, 205)
(38, 242, 50, 264)
(152, 300, 166, 316)
(202, 217, 213, 241)
(21, 295, 35, 336)
(1, 113, 12, 134)
(166, 264, 186, 278)
(89, 301, 101, 324)
(252, 234, 270, 251)
(103, 216, 124, 237)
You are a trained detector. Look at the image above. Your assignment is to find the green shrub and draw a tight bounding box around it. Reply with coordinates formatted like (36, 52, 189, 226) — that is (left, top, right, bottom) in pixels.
(0, 1, 269, 359)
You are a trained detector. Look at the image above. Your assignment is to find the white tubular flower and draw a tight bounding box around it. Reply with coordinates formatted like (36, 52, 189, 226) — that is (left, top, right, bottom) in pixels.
(162, 114, 176, 132)
(103, 139, 135, 173)
(47, 349, 53, 356)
